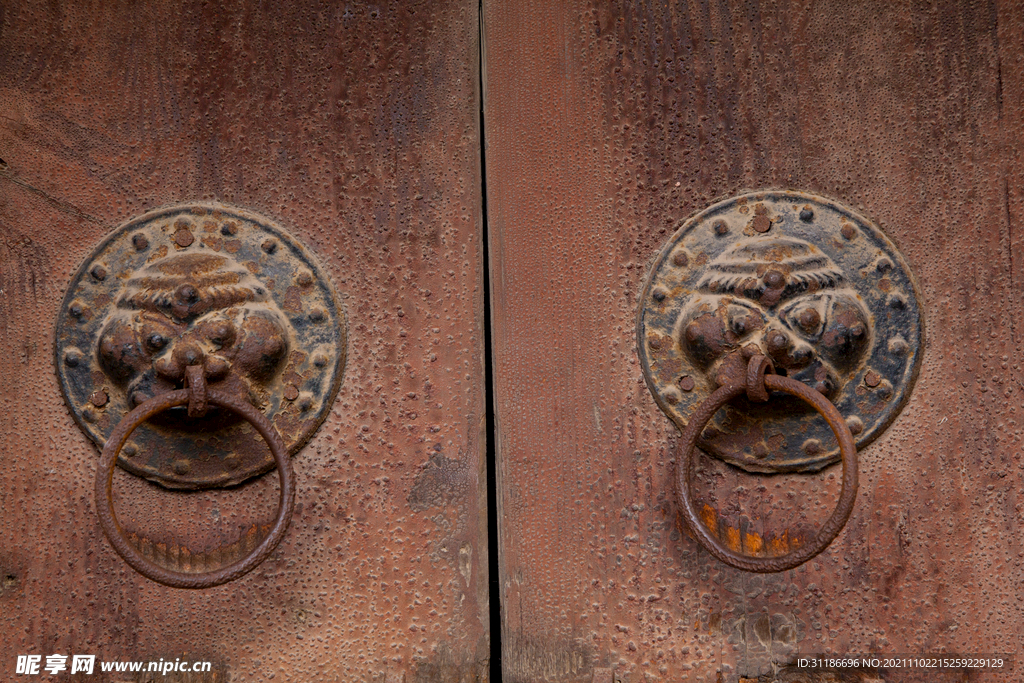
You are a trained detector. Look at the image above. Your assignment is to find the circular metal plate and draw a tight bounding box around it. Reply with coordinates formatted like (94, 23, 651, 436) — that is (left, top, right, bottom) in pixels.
(638, 190, 923, 473)
(55, 202, 346, 489)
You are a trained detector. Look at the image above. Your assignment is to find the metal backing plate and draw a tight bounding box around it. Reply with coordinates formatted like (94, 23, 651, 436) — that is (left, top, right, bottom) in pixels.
(638, 190, 923, 472)
(55, 202, 346, 489)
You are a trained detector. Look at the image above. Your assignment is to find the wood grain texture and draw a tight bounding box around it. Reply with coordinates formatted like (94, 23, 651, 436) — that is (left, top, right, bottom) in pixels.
(484, 1, 1024, 681)
(0, 2, 487, 681)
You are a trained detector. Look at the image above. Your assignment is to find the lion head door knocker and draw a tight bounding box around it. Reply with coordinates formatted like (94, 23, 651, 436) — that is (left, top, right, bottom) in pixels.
(55, 203, 346, 587)
(638, 191, 922, 572)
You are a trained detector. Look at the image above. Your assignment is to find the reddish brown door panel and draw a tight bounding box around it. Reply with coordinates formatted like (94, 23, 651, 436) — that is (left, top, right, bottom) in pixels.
(1, 2, 488, 681)
(484, 1, 1023, 682)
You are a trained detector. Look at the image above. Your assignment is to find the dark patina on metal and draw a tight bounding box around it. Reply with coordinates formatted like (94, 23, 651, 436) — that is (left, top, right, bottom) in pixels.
(638, 191, 923, 472)
(55, 202, 346, 489)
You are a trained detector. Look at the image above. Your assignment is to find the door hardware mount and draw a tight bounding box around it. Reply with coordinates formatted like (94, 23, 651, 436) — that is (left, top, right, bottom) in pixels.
(55, 202, 347, 490)
(638, 190, 923, 473)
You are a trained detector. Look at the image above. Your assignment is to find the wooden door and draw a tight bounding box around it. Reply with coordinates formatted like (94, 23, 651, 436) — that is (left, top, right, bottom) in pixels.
(484, 1, 1023, 682)
(5, 2, 1024, 683)
(0, 2, 488, 681)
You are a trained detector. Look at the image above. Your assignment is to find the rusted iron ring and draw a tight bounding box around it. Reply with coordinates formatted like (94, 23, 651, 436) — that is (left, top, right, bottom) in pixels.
(95, 389, 295, 588)
(675, 356, 858, 572)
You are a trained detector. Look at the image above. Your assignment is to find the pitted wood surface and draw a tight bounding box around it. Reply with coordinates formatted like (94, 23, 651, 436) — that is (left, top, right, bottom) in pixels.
(484, 1, 1024, 681)
(0, 2, 487, 681)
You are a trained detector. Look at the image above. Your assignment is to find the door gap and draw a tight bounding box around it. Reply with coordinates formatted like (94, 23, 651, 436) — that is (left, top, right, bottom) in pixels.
(478, 4, 502, 681)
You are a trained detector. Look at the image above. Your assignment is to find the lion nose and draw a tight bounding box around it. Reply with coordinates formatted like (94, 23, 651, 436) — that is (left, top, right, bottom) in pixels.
(153, 341, 206, 381)
(766, 330, 790, 356)
(174, 342, 205, 367)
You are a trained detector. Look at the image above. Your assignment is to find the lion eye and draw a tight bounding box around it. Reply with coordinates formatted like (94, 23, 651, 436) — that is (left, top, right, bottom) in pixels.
(205, 321, 237, 348)
(796, 308, 820, 333)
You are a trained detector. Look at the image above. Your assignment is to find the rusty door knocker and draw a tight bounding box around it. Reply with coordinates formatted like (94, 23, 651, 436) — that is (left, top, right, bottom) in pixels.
(55, 203, 346, 588)
(638, 191, 923, 572)
(95, 375, 295, 588)
(675, 353, 858, 572)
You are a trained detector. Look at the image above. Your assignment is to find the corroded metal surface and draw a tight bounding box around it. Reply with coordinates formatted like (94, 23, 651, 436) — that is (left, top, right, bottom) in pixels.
(638, 191, 922, 473)
(55, 202, 346, 489)
(96, 387, 295, 588)
(676, 355, 859, 572)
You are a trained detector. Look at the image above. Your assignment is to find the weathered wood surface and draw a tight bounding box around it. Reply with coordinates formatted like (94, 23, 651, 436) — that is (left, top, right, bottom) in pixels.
(0, 2, 488, 681)
(484, 1, 1024, 681)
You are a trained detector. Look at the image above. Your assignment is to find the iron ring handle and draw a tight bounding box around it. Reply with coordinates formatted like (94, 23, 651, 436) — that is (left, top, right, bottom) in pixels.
(675, 359, 859, 573)
(95, 389, 296, 588)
